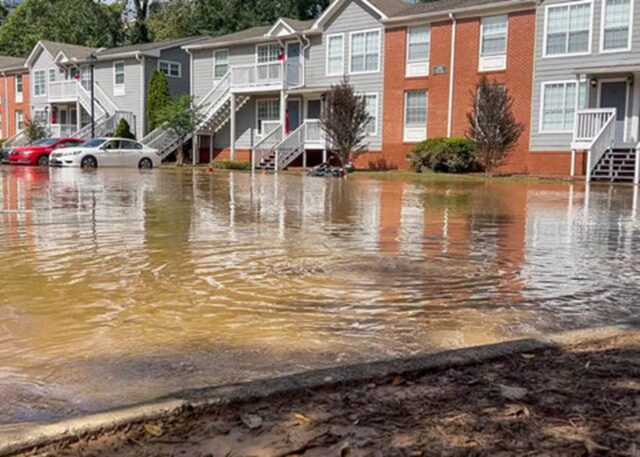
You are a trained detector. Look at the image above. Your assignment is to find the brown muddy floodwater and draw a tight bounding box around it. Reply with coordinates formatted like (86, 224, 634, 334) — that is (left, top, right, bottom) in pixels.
(0, 167, 639, 430)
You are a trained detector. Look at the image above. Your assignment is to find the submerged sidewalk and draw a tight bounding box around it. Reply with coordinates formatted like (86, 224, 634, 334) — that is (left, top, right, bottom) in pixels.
(4, 325, 639, 456)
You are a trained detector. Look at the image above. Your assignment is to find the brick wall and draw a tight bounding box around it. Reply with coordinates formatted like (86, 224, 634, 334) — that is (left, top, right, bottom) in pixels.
(0, 72, 30, 139)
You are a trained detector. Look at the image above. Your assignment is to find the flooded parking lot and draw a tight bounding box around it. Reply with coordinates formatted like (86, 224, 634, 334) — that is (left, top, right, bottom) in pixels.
(0, 166, 639, 428)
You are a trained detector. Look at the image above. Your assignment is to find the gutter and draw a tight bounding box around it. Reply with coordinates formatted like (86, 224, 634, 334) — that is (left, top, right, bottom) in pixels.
(447, 13, 456, 138)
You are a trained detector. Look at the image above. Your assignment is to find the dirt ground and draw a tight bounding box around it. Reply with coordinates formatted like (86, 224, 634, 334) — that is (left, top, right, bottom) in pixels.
(18, 332, 640, 457)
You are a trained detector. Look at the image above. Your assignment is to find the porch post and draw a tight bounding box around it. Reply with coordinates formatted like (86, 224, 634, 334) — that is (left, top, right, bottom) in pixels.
(209, 133, 213, 164)
(193, 134, 198, 165)
(280, 90, 287, 132)
(76, 101, 81, 132)
(570, 149, 576, 177)
(634, 144, 640, 185)
(631, 72, 640, 143)
(230, 94, 236, 161)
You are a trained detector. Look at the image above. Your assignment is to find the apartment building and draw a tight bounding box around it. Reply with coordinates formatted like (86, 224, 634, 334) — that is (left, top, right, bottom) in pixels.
(0, 56, 29, 140)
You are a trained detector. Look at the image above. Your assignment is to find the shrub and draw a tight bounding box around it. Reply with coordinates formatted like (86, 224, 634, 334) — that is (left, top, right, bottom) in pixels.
(211, 160, 251, 170)
(409, 137, 476, 173)
(114, 118, 135, 140)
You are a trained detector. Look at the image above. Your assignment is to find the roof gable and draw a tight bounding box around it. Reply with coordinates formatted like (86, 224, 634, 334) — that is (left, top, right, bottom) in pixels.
(312, 0, 396, 30)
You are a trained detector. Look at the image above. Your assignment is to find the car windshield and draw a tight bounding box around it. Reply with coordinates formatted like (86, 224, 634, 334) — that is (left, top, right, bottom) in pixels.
(80, 138, 107, 148)
(34, 139, 59, 146)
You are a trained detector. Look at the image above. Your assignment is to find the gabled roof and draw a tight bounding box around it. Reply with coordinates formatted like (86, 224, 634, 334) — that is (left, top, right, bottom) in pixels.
(94, 36, 207, 59)
(25, 40, 98, 67)
(183, 26, 274, 50)
(311, 0, 396, 29)
(0, 55, 27, 73)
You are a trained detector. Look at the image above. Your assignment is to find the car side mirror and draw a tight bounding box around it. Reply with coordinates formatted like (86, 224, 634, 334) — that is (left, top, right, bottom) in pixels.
(56, 144, 66, 149)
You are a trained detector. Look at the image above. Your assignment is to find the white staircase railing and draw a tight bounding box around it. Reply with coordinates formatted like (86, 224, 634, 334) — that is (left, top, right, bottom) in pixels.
(3, 129, 28, 148)
(71, 111, 136, 140)
(48, 80, 109, 118)
(251, 122, 283, 170)
(581, 110, 616, 183)
(573, 109, 616, 149)
(257, 120, 326, 171)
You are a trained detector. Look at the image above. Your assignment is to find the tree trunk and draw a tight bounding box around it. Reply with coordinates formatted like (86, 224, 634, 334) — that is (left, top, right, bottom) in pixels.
(177, 143, 184, 167)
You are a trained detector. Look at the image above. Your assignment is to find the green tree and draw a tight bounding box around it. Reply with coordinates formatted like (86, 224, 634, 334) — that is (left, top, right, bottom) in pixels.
(129, 0, 151, 44)
(147, 0, 194, 41)
(157, 95, 204, 166)
(0, 0, 125, 56)
(24, 118, 48, 144)
(146, 69, 172, 131)
(114, 118, 135, 140)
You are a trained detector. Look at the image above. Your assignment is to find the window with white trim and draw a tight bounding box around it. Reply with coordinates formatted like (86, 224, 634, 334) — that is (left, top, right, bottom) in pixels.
(540, 81, 587, 132)
(363, 94, 378, 135)
(15, 74, 23, 102)
(350, 30, 380, 73)
(545, 2, 592, 56)
(80, 65, 91, 91)
(326, 34, 344, 76)
(214, 50, 229, 78)
(406, 25, 430, 77)
(114, 62, 125, 95)
(256, 44, 281, 81)
(15, 110, 24, 131)
(404, 91, 428, 142)
(480, 15, 508, 71)
(159, 60, 181, 78)
(33, 70, 46, 97)
(256, 99, 280, 133)
(48, 68, 56, 82)
(602, 0, 632, 51)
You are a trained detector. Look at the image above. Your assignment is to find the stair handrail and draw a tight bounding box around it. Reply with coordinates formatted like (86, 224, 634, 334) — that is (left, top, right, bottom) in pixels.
(274, 122, 307, 171)
(3, 129, 28, 148)
(74, 80, 108, 118)
(94, 81, 121, 114)
(585, 109, 617, 183)
(252, 122, 283, 170)
(634, 141, 640, 186)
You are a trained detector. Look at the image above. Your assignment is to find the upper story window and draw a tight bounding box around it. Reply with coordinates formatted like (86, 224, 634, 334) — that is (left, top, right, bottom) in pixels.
(544, 1, 592, 56)
(406, 25, 430, 77)
(326, 34, 345, 76)
(480, 15, 508, 71)
(80, 65, 91, 91)
(214, 50, 229, 78)
(540, 80, 587, 132)
(48, 68, 56, 82)
(159, 60, 182, 78)
(33, 70, 46, 97)
(114, 62, 125, 96)
(15, 74, 23, 102)
(350, 29, 380, 74)
(257, 44, 281, 64)
(601, 0, 632, 51)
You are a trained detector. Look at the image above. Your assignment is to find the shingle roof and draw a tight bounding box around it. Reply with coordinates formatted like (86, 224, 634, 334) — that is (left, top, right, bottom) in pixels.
(367, 0, 414, 17)
(280, 18, 314, 31)
(0, 55, 26, 71)
(96, 36, 207, 57)
(186, 26, 273, 48)
(39, 40, 98, 60)
(390, 0, 533, 18)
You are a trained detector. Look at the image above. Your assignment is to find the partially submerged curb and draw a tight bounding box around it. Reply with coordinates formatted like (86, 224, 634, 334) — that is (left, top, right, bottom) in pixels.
(0, 323, 636, 456)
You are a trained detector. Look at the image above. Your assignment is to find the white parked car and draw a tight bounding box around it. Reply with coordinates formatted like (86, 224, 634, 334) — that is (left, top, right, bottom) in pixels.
(50, 137, 161, 169)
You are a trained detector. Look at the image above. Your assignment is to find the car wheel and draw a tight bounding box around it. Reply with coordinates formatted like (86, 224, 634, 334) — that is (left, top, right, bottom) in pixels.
(81, 156, 98, 169)
(37, 155, 49, 167)
(138, 158, 153, 169)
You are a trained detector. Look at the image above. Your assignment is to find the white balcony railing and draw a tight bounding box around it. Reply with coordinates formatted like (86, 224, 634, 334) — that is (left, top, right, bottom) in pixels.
(303, 119, 325, 146)
(230, 61, 303, 91)
(48, 124, 78, 138)
(48, 80, 79, 101)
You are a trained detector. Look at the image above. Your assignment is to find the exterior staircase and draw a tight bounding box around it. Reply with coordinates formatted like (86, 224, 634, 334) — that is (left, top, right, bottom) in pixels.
(253, 120, 325, 171)
(591, 148, 637, 182)
(142, 72, 249, 161)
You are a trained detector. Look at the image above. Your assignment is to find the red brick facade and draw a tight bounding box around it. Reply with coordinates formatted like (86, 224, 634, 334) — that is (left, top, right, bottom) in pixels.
(374, 9, 576, 176)
(0, 71, 30, 140)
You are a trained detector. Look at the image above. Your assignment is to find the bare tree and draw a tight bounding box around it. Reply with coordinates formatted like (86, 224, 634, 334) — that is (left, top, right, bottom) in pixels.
(467, 76, 524, 175)
(131, 0, 151, 43)
(320, 78, 371, 169)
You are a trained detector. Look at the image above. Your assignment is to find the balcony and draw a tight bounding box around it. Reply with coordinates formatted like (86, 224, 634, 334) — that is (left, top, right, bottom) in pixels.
(48, 123, 79, 138)
(48, 80, 82, 103)
(230, 61, 303, 93)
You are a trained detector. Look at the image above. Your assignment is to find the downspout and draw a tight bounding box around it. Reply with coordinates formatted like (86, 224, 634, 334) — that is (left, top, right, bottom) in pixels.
(135, 52, 144, 137)
(300, 33, 311, 89)
(2, 72, 7, 139)
(447, 12, 457, 138)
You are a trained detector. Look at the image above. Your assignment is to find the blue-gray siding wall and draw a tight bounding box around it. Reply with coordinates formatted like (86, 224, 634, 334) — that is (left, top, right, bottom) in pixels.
(531, 0, 640, 151)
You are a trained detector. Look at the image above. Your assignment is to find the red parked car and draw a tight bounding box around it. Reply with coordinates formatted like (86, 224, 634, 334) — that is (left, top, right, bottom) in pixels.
(8, 138, 84, 166)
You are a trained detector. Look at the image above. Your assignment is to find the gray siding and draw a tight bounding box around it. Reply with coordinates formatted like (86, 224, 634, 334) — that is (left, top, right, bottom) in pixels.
(531, 0, 640, 151)
(30, 48, 56, 116)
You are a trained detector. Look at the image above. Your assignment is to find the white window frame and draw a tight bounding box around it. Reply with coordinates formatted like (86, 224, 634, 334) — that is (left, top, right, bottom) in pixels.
(15, 110, 24, 131)
(542, 0, 594, 58)
(326, 33, 345, 76)
(361, 92, 379, 136)
(48, 67, 56, 83)
(349, 28, 382, 75)
(406, 25, 430, 77)
(538, 80, 586, 133)
(113, 61, 126, 96)
(404, 91, 428, 143)
(15, 74, 23, 103)
(213, 49, 229, 79)
(32, 70, 46, 97)
(599, 0, 634, 53)
(158, 60, 182, 78)
(255, 43, 281, 64)
(255, 98, 280, 134)
(479, 15, 508, 72)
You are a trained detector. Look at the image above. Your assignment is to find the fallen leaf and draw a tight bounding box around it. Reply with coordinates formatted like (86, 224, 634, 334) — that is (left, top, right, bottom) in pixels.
(391, 376, 406, 387)
(521, 354, 535, 360)
(499, 384, 528, 401)
(294, 413, 311, 423)
(144, 424, 163, 437)
(241, 413, 263, 430)
(585, 361, 591, 369)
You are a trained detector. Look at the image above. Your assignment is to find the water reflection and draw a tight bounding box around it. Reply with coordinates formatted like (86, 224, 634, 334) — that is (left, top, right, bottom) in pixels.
(0, 166, 639, 427)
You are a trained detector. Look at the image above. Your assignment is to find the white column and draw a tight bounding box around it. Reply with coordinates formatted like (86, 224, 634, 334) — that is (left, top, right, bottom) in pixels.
(209, 133, 213, 163)
(230, 94, 236, 160)
(280, 90, 287, 131)
(570, 149, 576, 177)
(192, 134, 198, 165)
(631, 73, 640, 143)
(76, 101, 81, 131)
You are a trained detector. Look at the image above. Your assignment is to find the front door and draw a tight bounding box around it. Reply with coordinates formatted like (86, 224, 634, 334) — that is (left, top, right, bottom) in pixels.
(286, 42, 301, 86)
(600, 81, 628, 143)
(287, 99, 301, 133)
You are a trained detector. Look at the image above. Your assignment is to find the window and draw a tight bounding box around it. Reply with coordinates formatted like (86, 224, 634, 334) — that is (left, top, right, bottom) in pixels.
(15, 110, 24, 131)
(256, 44, 281, 81)
(350, 30, 380, 73)
(15, 74, 23, 103)
(540, 81, 587, 132)
(114, 62, 125, 96)
(80, 65, 91, 91)
(120, 140, 143, 150)
(48, 68, 56, 82)
(159, 60, 181, 78)
(214, 50, 229, 78)
(326, 34, 344, 76)
(480, 15, 508, 71)
(33, 70, 46, 97)
(601, 0, 632, 51)
(406, 26, 430, 77)
(256, 99, 280, 133)
(362, 94, 378, 135)
(404, 91, 428, 142)
(544, 2, 592, 56)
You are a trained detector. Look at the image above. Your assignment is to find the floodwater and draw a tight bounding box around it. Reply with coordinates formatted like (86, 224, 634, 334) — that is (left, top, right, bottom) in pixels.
(0, 167, 639, 429)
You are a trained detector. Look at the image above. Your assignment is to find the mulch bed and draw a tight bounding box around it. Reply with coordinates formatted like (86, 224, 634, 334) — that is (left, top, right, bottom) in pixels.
(20, 332, 640, 457)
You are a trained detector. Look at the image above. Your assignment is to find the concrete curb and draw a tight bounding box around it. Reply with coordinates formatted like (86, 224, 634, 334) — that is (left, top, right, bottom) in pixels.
(0, 323, 636, 456)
